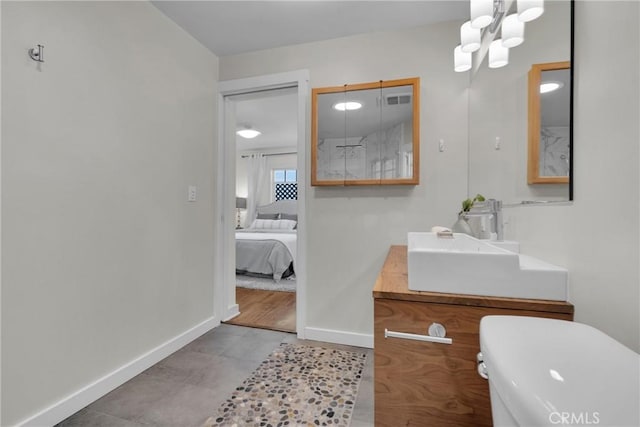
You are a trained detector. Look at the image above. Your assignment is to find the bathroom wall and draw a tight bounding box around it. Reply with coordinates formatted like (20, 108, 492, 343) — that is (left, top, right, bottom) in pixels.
(220, 21, 469, 340)
(505, 0, 639, 351)
(1, 2, 218, 425)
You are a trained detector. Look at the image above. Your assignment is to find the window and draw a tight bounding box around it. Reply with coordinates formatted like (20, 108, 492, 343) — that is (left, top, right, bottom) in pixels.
(274, 169, 297, 183)
(273, 169, 298, 200)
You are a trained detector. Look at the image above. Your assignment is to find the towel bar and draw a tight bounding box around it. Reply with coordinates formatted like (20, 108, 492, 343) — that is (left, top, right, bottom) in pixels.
(384, 328, 453, 345)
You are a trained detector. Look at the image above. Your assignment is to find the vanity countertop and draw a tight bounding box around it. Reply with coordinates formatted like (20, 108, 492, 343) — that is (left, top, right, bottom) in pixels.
(373, 246, 574, 315)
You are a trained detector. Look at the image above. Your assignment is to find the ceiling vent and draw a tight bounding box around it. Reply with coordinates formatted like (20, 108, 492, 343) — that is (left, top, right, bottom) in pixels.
(385, 93, 411, 106)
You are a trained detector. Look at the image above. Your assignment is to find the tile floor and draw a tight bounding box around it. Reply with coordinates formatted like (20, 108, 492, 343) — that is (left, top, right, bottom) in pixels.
(57, 324, 374, 427)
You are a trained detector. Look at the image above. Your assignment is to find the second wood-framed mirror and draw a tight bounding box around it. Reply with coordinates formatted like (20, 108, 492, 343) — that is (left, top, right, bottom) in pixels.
(311, 77, 420, 186)
(528, 61, 571, 184)
(468, 0, 573, 203)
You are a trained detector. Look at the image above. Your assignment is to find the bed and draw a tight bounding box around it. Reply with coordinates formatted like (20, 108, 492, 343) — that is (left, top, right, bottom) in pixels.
(235, 200, 297, 281)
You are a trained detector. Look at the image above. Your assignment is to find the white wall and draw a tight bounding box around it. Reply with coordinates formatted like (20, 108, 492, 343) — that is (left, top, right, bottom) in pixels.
(1, 2, 218, 425)
(220, 22, 469, 338)
(504, 1, 639, 351)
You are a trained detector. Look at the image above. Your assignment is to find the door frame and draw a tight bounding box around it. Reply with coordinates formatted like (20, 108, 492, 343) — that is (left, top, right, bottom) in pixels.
(214, 70, 309, 338)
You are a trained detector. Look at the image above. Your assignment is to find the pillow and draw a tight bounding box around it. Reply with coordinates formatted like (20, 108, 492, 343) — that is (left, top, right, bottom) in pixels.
(256, 212, 279, 220)
(279, 213, 297, 222)
(279, 213, 298, 229)
(250, 219, 297, 230)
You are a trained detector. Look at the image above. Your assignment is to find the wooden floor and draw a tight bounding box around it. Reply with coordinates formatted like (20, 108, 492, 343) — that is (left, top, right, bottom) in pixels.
(224, 287, 296, 333)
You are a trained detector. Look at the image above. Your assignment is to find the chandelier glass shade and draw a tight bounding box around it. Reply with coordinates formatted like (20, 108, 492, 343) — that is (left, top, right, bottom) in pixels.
(471, 0, 494, 29)
(518, 0, 545, 22)
(489, 39, 509, 68)
(461, 21, 482, 52)
(454, 45, 473, 72)
(501, 13, 525, 48)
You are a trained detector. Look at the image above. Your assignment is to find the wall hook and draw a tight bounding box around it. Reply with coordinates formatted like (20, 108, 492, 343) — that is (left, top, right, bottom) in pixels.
(28, 44, 44, 63)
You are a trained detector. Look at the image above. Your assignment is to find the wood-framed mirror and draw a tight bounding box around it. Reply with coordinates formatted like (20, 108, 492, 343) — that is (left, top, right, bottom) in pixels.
(528, 61, 571, 184)
(468, 0, 573, 203)
(311, 77, 420, 186)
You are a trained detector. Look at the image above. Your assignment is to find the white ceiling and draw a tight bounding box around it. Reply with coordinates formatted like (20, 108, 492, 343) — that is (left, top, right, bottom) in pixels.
(152, 1, 469, 153)
(230, 87, 299, 152)
(152, 1, 469, 57)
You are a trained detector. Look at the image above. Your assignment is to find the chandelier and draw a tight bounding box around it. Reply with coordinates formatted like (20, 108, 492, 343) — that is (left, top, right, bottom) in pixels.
(455, 0, 544, 72)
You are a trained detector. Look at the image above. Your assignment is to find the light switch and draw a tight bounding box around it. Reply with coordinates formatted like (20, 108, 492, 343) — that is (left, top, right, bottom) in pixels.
(188, 185, 197, 202)
(439, 139, 445, 152)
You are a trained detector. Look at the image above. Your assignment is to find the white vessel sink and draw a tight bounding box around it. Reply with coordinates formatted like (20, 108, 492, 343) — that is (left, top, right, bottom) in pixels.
(407, 232, 568, 301)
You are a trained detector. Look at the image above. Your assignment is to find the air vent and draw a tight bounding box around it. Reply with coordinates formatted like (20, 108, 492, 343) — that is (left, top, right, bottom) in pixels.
(385, 94, 411, 106)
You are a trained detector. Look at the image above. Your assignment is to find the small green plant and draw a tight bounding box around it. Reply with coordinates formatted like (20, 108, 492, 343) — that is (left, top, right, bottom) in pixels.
(459, 194, 485, 215)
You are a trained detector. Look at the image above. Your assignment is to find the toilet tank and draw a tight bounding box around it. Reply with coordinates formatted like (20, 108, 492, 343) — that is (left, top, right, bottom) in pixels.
(480, 316, 640, 426)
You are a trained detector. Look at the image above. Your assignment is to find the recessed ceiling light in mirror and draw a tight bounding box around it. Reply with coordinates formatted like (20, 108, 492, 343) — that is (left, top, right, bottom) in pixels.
(549, 369, 565, 382)
(333, 101, 362, 111)
(540, 82, 563, 93)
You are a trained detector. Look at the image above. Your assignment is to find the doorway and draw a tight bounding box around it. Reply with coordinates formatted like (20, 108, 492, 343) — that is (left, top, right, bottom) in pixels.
(215, 71, 309, 337)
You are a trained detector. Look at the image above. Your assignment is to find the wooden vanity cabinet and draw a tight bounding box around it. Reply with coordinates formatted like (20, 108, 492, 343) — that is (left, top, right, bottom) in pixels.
(373, 246, 574, 427)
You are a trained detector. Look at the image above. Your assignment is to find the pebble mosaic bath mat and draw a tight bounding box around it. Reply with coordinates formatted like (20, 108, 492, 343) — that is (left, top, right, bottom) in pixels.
(204, 343, 366, 426)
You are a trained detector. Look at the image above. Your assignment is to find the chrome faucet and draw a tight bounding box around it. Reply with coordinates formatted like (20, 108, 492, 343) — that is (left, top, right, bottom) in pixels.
(488, 199, 503, 241)
(467, 199, 503, 240)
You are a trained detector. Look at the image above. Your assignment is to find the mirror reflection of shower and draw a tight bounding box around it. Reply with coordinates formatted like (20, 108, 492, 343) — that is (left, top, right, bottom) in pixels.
(538, 66, 570, 178)
(540, 126, 570, 177)
(312, 78, 419, 185)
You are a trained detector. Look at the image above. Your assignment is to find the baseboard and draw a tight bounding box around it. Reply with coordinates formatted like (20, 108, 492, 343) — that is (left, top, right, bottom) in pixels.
(223, 303, 240, 321)
(304, 326, 374, 349)
(16, 316, 219, 427)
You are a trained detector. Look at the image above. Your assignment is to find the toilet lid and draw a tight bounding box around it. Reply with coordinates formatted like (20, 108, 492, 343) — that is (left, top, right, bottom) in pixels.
(480, 316, 640, 426)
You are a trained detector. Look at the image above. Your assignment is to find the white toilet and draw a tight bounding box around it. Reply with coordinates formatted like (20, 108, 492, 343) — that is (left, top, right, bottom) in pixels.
(479, 315, 640, 426)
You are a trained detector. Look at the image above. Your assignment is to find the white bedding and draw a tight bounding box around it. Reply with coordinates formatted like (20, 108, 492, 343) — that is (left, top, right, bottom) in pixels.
(235, 230, 297, 280)
(236, 230, 297, 268)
